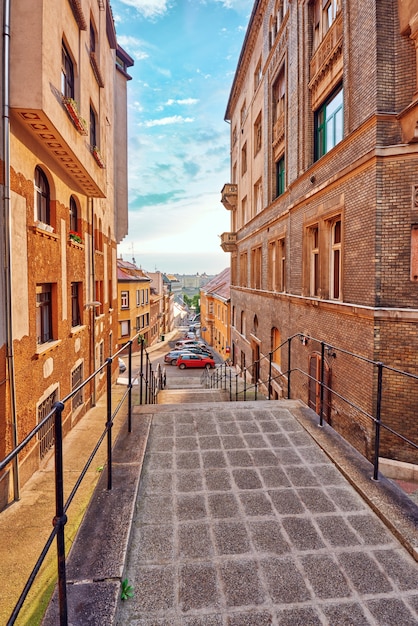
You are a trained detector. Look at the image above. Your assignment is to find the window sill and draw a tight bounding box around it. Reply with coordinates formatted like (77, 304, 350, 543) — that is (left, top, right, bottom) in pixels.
(35, 339, 62, 357)
(70, 325, 87, 337)
(34, 224, 58, 241)
(68, 239, 84, 249)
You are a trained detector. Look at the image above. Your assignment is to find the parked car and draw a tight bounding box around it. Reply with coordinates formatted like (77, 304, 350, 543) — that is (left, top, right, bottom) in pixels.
(177, 354, 215, 370)
(175, 339, 205, 349)
(118, 358, 126, 373)
(183, 346, 214, 357)
(164, 350, 191, 365)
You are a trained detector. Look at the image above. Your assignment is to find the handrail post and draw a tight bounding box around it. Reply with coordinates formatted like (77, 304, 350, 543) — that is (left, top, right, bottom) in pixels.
(139, 338, 144, 405)
(268, 352, 272, 400)
(128, 341, 132, 432)
(53, 401, 68, 626)
(254, 362, 257, 401)
(106, 358, 113, 490)
(287, 337, 291, 398)
(373, 362, 383, 481)
(229, 366, 232, 401)
(235, 368, 238, 401)
(145, 355, 149, 404)
(319, 342, 325, 427)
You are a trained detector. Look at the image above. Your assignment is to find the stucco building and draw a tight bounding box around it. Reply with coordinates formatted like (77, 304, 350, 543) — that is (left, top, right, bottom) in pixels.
(221, 0, 418, 463)
(117, 260, 151, 349)
(200, 268, 231, 361)
(0, 0, 132, 508)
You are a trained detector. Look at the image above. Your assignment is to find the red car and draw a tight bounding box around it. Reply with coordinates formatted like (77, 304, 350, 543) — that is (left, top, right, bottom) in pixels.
(177, 354, 215, 370)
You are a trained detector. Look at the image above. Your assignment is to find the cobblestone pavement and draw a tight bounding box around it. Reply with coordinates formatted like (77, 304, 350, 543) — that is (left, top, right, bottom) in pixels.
(116, 401, 418, 626)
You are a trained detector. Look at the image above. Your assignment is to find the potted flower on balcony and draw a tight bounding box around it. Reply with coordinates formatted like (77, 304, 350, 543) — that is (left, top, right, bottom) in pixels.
(69, 230, 83, 244)
(62, 96, 88, 135)
(91, 145, 106, 168)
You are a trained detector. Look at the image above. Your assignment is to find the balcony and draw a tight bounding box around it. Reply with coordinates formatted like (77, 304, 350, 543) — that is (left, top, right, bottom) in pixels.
(309, 12, 343, 110)
(221, 184, 238, 211)
(220, 232, 237, 253)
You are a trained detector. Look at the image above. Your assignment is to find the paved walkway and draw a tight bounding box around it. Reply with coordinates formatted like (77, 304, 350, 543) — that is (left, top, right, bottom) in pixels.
(113, 400, 418, 626)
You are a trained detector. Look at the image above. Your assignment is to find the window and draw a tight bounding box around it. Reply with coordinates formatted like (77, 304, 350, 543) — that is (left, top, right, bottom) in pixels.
(315, 87, 343, 159)
(276, 155, 285, 197)
(71, 363, 83, 411)
(61, 42, 74, 98)
(313, 0, 340, 49)
(90, 22, 96, 53)
(330, 219, 342, 299)
(70, 196, 78, 232)
(254, 180, 263, 215)
(241, 195, 247, 227)
(310, 226, 320, 297)
(145, 289, 149, 304)
(36, 284, 52, 344)
(268, 238, 285, 291)
(251, 246, 262, 290)
(240, 101, 246, 126)
(136, 289, 140, 306)
(241, 142, 247, 175)
(121, 320, 130, 337)
(240, 251, 248, 287)
(71, 282, 82, 326)
(121, 291, 129, 309)
(254, 113, 262, 155)
(271, 327, 281, 367)
(38, 389, 58, 459)
(35, 167, 50, 224)
(254, 58, 262, 91)
(90, 105, 97, 148)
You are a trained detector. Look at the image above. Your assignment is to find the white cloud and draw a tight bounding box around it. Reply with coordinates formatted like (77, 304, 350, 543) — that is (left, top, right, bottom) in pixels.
(140, 115, 195, 127)
(165, 98, 200, 106)
(118, 0, 173, 19)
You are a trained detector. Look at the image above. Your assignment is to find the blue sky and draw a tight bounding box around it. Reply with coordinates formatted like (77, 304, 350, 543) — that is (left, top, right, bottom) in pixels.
(112, 0, 254, 274)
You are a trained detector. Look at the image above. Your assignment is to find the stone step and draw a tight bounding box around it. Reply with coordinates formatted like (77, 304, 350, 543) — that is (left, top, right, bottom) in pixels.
(157, 388, 230, 404)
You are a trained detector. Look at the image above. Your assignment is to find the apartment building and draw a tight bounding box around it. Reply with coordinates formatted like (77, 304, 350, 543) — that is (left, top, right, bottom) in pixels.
(200, 268, 231, 361)
(221, 0, 418, 463)
(0, 0, 132, 508)
(117, 260, 151, 348)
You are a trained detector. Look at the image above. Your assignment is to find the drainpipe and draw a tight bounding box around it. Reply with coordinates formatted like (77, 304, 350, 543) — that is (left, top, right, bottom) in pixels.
(90, 197, 96, 406)
(3, 0, 19, 500)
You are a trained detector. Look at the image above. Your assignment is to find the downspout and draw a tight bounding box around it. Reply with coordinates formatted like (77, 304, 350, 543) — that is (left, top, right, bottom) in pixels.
(3, 0, 19, 499)
(90, 197, 96, 406)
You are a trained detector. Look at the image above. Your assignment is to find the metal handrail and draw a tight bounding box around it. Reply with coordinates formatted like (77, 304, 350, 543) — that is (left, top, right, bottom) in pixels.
(0, 335, 161, 626)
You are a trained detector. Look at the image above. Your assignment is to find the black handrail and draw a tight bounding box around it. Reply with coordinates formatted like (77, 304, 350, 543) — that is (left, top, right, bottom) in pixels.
(0, 334, 161, 626)
(203, 333, 418, 481)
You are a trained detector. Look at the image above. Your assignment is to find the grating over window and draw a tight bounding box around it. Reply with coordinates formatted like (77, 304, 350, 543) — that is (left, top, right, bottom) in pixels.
(38, 389, 58, 460)
(72, 364, 83, 410)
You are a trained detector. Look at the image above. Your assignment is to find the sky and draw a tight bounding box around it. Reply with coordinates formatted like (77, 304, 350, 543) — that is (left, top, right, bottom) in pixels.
(112, 0, 254, 275)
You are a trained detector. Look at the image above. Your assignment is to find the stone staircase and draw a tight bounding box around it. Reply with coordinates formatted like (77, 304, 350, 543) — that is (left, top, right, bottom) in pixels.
(158, 372, 230, 404)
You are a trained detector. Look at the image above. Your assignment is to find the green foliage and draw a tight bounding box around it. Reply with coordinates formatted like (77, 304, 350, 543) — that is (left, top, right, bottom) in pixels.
(121, 578, 134, 601)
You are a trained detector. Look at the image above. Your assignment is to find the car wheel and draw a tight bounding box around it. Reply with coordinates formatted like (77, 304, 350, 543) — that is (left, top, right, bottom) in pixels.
(205, 363, 211, 370)
(171, 359, 177, 365)
(179, 363, 186, 369)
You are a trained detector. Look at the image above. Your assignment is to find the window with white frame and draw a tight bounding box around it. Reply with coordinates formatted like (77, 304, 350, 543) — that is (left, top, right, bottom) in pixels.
(121, 291, 129, 309)
(120, 320, 130, 336)
(310, 225, 320, 297)
(330, 218, 342, 299)
(36, 283, 53, 344)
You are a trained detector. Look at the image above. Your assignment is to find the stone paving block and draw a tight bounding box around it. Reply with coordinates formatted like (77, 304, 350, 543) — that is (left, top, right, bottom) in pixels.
(374, 548, 418, 589)
(177, 436, 199, 451)
(296, 487, 336, 512)
(258, 466, 291, 487)
(199, 435, 223, 449)
(133, 524, 174, 562)
(146, 451, 174, 470)
(316, 515, 361, 547)
(248, 520, 290, 554)
(226, 450, 254, 466)
(284, 466, 320, 487)
(314, 464, 347, 484)
(321, 602, 370, 626)
(177, 469, 204, 492)
(239, 491, 274, 516)
(218, 422, 241, 434)
(261, 556, 311, 603)
(143, 470, 173, 494)
(278, 606, 323, 625)
(178, 522, 214, 559)
(239, 421, 262, 433)
(213, 520, 251, 555)
(347, 512, 397, 546)
(281, 517, 326, 550)
(337, 552, 393, 594)
(204, 469, 232, 491)
(179, 563, 220, 611)
(250, 449, 279, 465)
(131, 565, 176, 612)
(300, 554, 352, 598)
(265, 433, 292, 447)
(220, 560, 266, 606)
(177, 493, 207, 520)
(208, 493, 240, 518)
(326, 486, 367, 511)
(196, 421, 218, 435)
(232, 469, 263, 489)
(202, 450, 227, 468)
(176, 451, 201, 469)
(226, 609, 274, 625)
(269, 488, 305, 514)
(273, 448, 302, 464)
(366, 597, 418, 625)
(243, 434, 268, 448)
(183, 616, 224, 626)
(257, 420, 281, 433)
(221, 435, 246, 449)
(138, 494, 174, 523)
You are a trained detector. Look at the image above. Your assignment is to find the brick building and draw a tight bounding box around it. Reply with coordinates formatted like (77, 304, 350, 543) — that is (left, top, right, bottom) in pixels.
(0, 0, 132, 508)
(221, 0, 418, 463)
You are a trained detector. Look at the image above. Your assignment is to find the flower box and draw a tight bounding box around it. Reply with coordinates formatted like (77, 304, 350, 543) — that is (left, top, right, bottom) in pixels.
(69, 230, 83, 244)
(92, 146, 106, 168)
(62, 97, 88, 135)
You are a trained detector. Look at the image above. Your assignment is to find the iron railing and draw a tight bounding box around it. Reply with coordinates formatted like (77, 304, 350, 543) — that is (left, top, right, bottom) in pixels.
(202, 333, 418, 482)
(0, 335, 160, 626)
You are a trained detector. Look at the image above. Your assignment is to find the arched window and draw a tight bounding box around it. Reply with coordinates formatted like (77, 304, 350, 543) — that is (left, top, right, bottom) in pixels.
(240, 311, 246, 335)
(253, 315, 259, 335)
(70, 196, 78, 233)
(35, 167, 50, 224)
